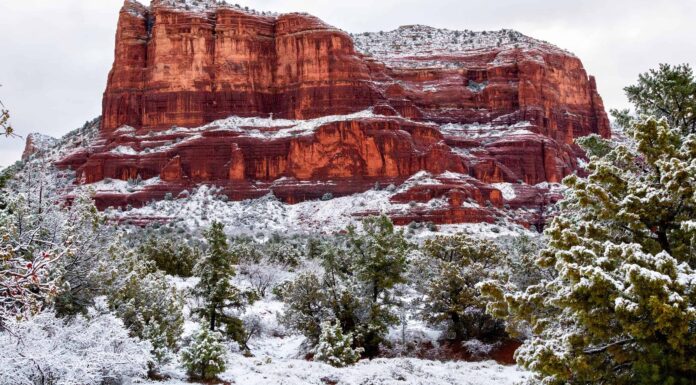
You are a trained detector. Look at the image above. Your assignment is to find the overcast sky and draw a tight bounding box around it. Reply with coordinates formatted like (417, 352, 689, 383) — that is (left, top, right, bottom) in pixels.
(1, 0, 695, 167)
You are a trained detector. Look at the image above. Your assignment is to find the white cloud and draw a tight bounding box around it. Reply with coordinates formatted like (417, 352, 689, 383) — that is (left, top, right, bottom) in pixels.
(1, 0, 695, 167)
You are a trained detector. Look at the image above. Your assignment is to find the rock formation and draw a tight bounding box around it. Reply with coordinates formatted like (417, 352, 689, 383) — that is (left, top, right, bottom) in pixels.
(22, 133, 57, 160)
(58, 0, 611, 227)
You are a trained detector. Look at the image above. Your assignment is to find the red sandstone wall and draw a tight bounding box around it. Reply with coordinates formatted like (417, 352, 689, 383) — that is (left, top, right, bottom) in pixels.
(102, 3, 380, 133)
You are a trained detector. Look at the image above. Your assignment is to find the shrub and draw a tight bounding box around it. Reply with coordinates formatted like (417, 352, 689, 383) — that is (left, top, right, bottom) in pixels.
(314, 321, 363, 367)
(420, 234, 507, 342)
(181, 328, 227, 381)
(282, 216, 411, 358)
(102, 246, 185, 365)
(265, 241, 303, 269)
(0, 311, 152, 384)
(138, 236, 200, 277)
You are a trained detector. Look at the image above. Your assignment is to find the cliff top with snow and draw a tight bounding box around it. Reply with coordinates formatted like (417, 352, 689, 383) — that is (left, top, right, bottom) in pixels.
(130, 1, 574, 64)
(352, 25, 574, 66)
(135, 0, 281, 16)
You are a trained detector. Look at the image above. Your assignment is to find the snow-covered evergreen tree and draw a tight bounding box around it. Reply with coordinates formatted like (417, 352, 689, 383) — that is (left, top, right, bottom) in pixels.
(52, 191, 111, 317)
(481, 64, 696, 385)
(137, 231, 201, 277)
(181, 327, 227, 381)
(282, 216, 411, 357)
(279, 272, 333, 344)
(192, 222, 250, 347)
(314, 320, 363, 367)
(101, 240, 185, 365)
(420, 234, 507, 342)
(345, 215, 411, 357)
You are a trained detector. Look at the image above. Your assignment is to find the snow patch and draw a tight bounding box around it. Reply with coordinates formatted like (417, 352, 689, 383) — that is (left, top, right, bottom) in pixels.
(492, 183, 517, 201)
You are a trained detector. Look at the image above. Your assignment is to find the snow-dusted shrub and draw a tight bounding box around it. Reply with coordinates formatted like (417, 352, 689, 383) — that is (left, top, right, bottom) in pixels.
(53, 192, 111, 318)
(0, 310, 152, 385)
(181, 327, 227, 380)
(137, 232, 201, 277)
(419, 234, 507, 342)
(242, 263, 280, 297)
(101, 243, 185, 365)
(265, 240, 303, 269)
(108, 269, 184, 364)
(314, 321, 363, 367)
(282, 216, 410, 358)
(280, 272, 332, 344)
(230, 238, 263, 264)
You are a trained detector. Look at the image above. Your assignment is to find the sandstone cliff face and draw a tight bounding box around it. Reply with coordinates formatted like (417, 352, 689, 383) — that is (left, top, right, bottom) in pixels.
(102, 1, 380, 133)
(62, 0, 611, 227)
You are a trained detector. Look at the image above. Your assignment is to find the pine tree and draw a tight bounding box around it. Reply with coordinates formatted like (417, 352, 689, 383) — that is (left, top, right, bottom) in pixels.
(480, 64, 696, 385)
(614, 63, 696, 136)
(420, 234, 506, 342)
(53, 192, 109, 317)
(314, 321, 363, 367)
(279, 272, 331, 344)
(181, 327, 227, 381)
(192, 222, 249, 346)
(137, 232, 200, 277)
(346, 215, 411, 357)
(281, 217, 411, 357)
(348, 216, 409, 302)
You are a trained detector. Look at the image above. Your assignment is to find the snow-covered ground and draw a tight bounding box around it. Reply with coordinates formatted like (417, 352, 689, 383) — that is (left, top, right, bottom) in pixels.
(106, 181, 530, 240)
(159, 356, 528, 385)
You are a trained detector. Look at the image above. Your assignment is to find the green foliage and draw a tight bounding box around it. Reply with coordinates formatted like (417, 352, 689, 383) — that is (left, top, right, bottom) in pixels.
(279, 272, 331, 344)
(347, 215, 410, 303)
(282, 216, 411, 358)
(181, 328, 227, 380)
(138, 234, 200, 277)
(230, 238, 262, 264)
(102, 244, 185, 365)
(0, 167, 13, 190)
(0, 178, 9, 211)
(265, 240, 303, 269)
(344, 215, 411, 357)
(192, 222, 251, 349)
(314, 321, 363, 367)
(481, 65, 696, 385)
(577, 134, 614, 159)
(420, 234, 507, 342)
(500, 234, 549, 291)
(614, 63, 696, 135)
(52, 193, 108, 318)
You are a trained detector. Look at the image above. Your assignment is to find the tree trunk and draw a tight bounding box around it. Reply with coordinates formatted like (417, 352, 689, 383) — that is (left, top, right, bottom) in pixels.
(452, 312, 464, 341)
(209, 306, 216, 331)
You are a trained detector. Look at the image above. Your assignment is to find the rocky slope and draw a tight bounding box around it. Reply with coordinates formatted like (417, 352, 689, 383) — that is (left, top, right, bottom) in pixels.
(57, 0, 610, 228)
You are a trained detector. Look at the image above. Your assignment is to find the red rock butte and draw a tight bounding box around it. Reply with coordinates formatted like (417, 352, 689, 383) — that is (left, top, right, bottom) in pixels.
(58, 0, 610, 228)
